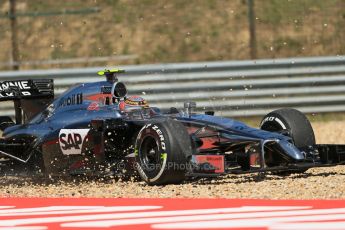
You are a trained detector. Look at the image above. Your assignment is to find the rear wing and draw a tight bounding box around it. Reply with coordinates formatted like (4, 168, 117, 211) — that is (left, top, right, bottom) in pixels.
(0, 79, 54, 124)
(0, 79, 53, 101)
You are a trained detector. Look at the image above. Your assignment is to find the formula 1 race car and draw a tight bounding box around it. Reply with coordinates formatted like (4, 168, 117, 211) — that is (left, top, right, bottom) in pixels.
(0, 69, 345, 185)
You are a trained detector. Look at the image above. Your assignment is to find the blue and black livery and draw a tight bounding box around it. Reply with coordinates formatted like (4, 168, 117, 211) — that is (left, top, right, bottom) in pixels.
(0, 69, 344, 185)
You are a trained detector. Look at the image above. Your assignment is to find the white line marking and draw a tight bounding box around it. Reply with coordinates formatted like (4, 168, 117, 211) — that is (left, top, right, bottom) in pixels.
(0, 206, 160, 217)
(271, 221, 345, 230)
(0, 206, 307, 227)
(152, 212, 345, 229)
(64, 207, 345, 228)
(0, 227, 46, 230)
(0, 206, 104, 214)
(0, 206, 15, 209)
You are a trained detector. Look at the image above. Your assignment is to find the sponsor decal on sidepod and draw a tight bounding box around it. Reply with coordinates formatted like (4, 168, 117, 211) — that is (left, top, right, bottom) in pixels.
(58, 129, 89, 155)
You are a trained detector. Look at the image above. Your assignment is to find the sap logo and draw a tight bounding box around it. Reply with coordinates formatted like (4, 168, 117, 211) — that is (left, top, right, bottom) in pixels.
(59, 129, 89, 155)
(60, 133, 82, 150)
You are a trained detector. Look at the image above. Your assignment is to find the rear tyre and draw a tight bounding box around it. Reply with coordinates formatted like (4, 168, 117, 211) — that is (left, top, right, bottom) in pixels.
(260, 108, 315, 174)
(135, 118, 192, 185)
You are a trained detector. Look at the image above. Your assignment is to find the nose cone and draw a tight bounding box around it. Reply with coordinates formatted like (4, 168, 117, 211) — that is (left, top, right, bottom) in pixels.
(277, 139, 305, 160)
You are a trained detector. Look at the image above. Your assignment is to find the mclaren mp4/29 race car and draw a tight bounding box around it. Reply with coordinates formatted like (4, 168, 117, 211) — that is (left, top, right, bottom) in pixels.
(0, 69, 345, 185)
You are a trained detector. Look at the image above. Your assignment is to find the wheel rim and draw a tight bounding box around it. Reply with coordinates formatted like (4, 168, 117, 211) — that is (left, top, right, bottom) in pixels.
(140, 135, 161, 170)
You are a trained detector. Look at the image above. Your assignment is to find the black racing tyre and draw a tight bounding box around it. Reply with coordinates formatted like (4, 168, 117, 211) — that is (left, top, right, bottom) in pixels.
(135, 118, 192, 185)
(260, 108, 315, 174)
(260, 108, 315, 148)
(0, 116, 14, 132)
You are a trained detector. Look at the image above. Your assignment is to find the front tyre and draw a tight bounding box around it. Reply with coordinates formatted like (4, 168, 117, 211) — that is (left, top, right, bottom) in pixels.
(135, 118, 192, 185)
(260, 108, 315, 174)
(260, 108, 315, 148)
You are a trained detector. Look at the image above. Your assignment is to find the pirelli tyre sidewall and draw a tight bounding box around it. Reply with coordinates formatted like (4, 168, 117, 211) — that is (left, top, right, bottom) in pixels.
(135, 118, 191, 185)
(260, 108, 315, 148)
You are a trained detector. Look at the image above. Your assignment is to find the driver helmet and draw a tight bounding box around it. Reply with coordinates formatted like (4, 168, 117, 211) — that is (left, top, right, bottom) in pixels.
(119, 95, 149, 111)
